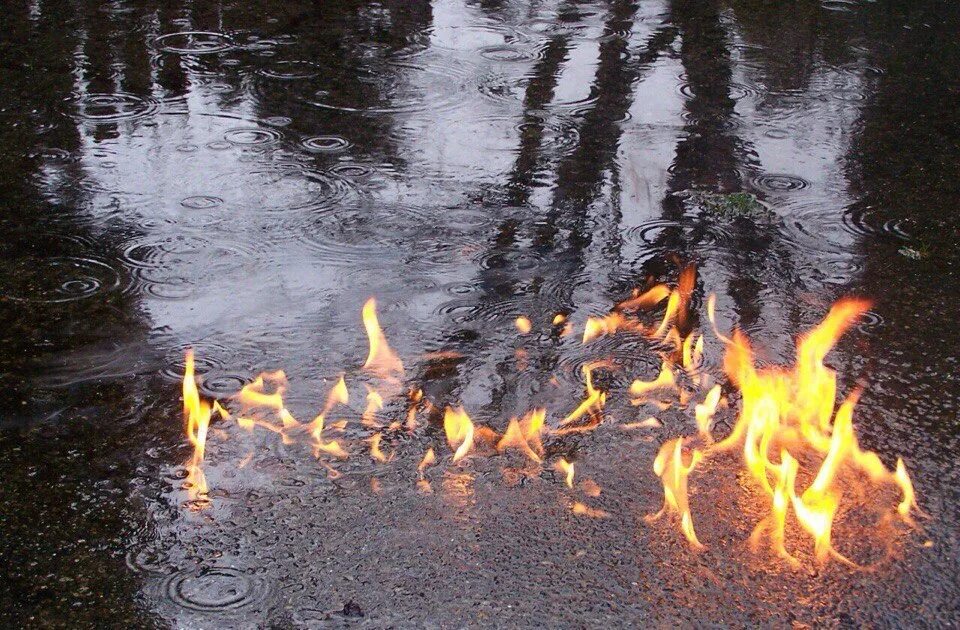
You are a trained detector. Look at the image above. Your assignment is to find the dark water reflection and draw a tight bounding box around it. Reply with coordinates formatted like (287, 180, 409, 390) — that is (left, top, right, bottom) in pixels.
(1, 0, 958, 626)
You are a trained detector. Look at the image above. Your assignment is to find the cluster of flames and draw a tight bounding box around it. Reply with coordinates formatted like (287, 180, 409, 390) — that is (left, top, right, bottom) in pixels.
(181, 265, 918, 567)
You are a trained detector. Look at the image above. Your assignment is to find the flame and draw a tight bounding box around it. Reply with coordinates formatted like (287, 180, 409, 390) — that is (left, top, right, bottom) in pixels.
(648, 438, 704, 549)
(497, 408, 545, 462)
(362, 386, 384, 427)
(558, 363, 607, 431)
(183, 350, 211, 501)
(418, 447, 436, 475)
(614, 283, 671, 312)
(369, 432, 391, 462)
(362, 298, 404, 379)
(515, 316, 532, 334)
(694, 384, 722, 441)
(555, 458, 575, 488)
(444, 406, 475, 463)
(629, 360, 677, 402)
(406, 388, 423, 431)
(651, 298, 918, 564)
(173, 267, 920, 568)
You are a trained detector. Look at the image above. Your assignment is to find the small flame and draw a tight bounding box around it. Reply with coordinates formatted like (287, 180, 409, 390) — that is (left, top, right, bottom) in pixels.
(614, 283, 671, 312)
(572, 502, 609, 518)
(369, 432, 391, 462)
(621, 416, 662, 430)
(362, 298, 404, 379)
(406, 388, 423, 431)
(555, 458, 575, 488)
(362, 386, 384, 427)
(418, 447, 436, 475)
(694, 385, 722, 441)
(629, 360, 676, 402)
(515, 316, 532, 334)
(648, 438, 704, 549)
(558, 363, 607, 430)
(497, 408, 546, 462)
(444, 406, 475, 463)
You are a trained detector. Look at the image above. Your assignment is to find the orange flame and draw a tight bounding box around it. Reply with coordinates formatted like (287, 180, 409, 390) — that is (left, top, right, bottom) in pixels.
(651, 298, 918, 564)
(444, 406, 475, 463)
(497, 408, 546, 462)
(515, 316, 532, 334)
(183, 350, 211, 501)
(554, 458, 575, 488)
(558, 363, 607, 431)
(362, 298, 404, 379)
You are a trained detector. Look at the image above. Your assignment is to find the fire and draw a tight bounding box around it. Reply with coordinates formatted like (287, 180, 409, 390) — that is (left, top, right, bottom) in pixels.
(497, 408, 545, 462)
(182, 350, 211, 501)
(650, 297, 918, 564)
(557, 363, 606, 432)
(173, 264, 921, 568)
(554, 458, 575, 488)
(444, 406, 475, 463)
(362, 297, 404, 380)
(515, 316, 532, 334)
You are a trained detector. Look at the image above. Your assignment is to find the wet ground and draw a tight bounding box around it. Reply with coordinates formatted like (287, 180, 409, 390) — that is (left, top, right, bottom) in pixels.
(1, 0, 959, 627)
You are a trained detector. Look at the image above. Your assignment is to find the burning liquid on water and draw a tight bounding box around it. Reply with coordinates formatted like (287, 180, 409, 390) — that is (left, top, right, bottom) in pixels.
(179, 274, 919, 567)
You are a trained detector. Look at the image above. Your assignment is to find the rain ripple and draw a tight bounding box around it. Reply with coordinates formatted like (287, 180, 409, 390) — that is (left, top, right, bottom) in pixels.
(70, 93, 160, 123)
(153, 31, 235, 55)
(841, 202, 911, 239)
(163, 567, 269, 613)
(0, 256, 121, 304)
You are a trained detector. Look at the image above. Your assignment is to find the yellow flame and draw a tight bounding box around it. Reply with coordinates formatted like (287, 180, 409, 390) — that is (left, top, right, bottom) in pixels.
(652, 298, 918, 563)
(559, 363, 607, 429)
(694, 384, 721, 441)
(515, 316, 532, 334)
(182, 350, 211, 501)
(648, 438, 704, 549)
(497, 408, 546, 462)
(444, 406, 475, 463)
(369, 432, 390, 462)
(362, 386, 384, 427)
(629, 360, 676, 401)
(555, 458, 575, 488)
(362, 298, 404, 379)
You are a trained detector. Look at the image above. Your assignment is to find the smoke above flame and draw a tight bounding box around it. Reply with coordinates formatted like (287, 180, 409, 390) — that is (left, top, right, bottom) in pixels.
(179, 271, 920, 567)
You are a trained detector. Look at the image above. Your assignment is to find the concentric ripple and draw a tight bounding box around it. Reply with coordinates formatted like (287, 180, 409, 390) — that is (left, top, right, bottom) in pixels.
(164, 567, 268, 613)
(212, 166, 362, 215)
(751, 173, 810, 193)
(223, 127, 283, 146)
(302, 135, 351, 153)
(71, 93, 159, 123)
(159, 341, 232, 382)
(180, 195, 224, 210)
(1, 257, 120, 304)
(478, 44, 540, 62)
(677, 79, 762, 102)
(154, 31, 235, 55)
(304, 58, 471, 115)
(841, 202, 911, 239)
(258, 60, 321, 80)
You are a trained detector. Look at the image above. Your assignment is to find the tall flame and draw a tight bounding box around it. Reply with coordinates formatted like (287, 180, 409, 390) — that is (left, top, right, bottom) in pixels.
(651, 298, 918, 564)
(362, 298, 404, 379)
(183, 350, 212, 502)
